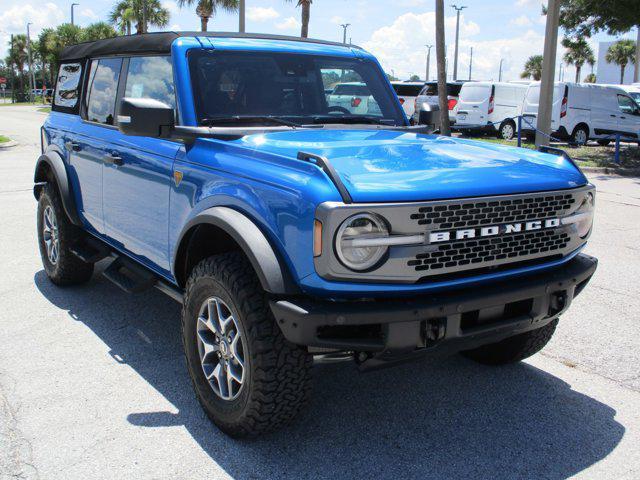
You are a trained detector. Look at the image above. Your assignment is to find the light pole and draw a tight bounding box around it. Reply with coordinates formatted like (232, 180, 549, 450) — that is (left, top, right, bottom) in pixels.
(71, 3, 79, 25)
(498, 58, 504, 81)
(451, 4, 466, 81)
(468, 46, 473, 81)
(535, 0, 560, 147)
(425, 44, 433, 81)
(26, 23, 36, 103)
(239, 0, 245, 32)
(340, 23, 350, 45)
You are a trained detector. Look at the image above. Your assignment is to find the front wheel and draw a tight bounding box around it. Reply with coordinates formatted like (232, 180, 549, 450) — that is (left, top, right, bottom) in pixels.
(460, 319, 558, 365)
(181, 252, 312, 437)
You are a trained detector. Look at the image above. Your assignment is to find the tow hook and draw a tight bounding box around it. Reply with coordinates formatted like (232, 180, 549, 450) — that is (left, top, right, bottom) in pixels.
(549, 291, 568, 316)
(425, 317, 447, 344)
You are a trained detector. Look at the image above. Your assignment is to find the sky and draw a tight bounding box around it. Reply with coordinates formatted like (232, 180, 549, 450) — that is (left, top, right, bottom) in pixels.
(0, 0, 636, 82)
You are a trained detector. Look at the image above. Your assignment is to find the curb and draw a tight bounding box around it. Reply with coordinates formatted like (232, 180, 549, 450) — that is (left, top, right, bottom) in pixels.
(0, 140, 18, 149)
(580, 165, 640, 176)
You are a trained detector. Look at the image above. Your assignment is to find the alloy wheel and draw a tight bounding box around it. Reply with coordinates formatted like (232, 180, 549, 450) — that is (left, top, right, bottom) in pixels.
(196, 296, 247, 401)
(42, 205, 59, 265)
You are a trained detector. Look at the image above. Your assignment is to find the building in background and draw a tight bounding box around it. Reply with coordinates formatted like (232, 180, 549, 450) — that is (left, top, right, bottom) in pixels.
(596, 40, 637, 85)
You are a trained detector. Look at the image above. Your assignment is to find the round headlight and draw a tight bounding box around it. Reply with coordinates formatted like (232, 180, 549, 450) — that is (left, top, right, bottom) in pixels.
(335, 213, 389, 271)
(571, 191, 595, 238)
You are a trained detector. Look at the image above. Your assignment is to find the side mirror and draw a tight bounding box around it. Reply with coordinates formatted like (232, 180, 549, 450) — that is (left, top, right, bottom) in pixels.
(117, 97, 175, 138)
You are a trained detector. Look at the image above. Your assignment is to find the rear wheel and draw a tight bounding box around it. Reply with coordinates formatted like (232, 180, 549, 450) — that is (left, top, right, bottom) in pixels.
(182, 252, 312, 437)
(461, 319, 558, 365)
(37, 184, 94, 285)
(571, 124, 589, 145)
(498, 120, 516, 140)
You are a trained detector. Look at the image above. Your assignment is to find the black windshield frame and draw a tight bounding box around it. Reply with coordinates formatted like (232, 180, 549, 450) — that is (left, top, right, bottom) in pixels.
(188, 49, 406, 126)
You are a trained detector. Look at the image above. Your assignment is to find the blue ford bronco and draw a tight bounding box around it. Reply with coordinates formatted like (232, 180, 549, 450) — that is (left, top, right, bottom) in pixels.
(36, 32, 597, 437)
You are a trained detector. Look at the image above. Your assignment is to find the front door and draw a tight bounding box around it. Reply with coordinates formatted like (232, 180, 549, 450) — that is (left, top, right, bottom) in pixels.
(616, 94, 640, 140)
(102, 56, 180, 274)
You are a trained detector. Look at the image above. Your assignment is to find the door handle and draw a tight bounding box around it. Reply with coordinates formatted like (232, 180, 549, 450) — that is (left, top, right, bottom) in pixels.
(620, 116, 627, 120)
(65, 141, 81, 152)
(610, 114, 617, 118)
(104, 153, 124, 166)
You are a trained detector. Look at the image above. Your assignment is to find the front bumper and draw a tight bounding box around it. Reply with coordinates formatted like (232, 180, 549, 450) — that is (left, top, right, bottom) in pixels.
(270, 254, 597, 368)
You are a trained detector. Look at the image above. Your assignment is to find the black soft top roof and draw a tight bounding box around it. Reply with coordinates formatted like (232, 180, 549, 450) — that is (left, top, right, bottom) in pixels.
(60, 31, 360, 61)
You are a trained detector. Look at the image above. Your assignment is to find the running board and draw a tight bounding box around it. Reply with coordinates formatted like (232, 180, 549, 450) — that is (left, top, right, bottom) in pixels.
(70, 237, 111, 264)
(102, 257, 157, 294)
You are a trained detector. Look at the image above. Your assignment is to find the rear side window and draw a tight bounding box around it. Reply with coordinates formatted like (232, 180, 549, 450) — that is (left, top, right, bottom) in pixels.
(86, 58, 123, 125)
(124, 56, 175, 109)
(53, 63, 83, 111)
(460, 85, 490, 102)
(333, 84, 371, 96)
(393, 84, 423, 96)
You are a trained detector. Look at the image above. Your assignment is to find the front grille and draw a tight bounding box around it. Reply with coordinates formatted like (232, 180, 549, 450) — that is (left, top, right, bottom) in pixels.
(408, 230, 570, 272)
(409, 194, 575, 229)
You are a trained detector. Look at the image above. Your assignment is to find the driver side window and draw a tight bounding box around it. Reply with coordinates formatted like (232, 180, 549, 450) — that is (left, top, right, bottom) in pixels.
(617, 94, 639, 115)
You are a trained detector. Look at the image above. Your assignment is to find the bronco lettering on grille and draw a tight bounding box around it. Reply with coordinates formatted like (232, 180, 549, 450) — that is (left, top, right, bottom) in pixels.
(429, 218, 560, 243)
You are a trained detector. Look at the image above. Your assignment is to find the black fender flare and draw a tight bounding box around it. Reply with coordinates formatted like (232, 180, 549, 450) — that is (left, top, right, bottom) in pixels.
(174, 207, 296, 295)
(33, 151, 83, 226)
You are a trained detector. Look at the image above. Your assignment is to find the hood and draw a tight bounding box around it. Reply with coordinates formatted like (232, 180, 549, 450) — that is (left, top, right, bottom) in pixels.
(238, 129, 587, 203)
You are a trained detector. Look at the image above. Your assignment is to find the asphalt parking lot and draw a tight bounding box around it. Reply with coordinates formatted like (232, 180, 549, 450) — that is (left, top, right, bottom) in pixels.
(1, 105, 640, 479)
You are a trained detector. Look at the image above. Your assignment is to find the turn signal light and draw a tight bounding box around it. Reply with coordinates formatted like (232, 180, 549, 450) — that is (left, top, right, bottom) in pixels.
(313, 220, 323, 257)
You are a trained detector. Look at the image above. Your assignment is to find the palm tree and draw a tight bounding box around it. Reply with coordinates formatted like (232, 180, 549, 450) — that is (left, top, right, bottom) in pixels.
(606, 39, 637, 84)
(82, 22, 118, 42)
(584, 73, 596, 83)
(176, 0, 237, 32)
(520, 55, 543, 81)
(6, 35, 28, 94)
(110, 0, 170, 35)
(38, 28, 58, 86)
(562, 37, 595, 83)
(285, 0, 312, 38)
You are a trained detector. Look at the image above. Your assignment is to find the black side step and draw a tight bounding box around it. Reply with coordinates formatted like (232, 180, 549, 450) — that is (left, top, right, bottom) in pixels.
(103, 257, 157, 294)
(70, 237, 111, 264)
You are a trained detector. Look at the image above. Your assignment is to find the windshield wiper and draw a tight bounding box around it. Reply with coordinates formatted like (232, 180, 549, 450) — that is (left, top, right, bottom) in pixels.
(200, 115, 320, 128)
(311, 115, 397, 126)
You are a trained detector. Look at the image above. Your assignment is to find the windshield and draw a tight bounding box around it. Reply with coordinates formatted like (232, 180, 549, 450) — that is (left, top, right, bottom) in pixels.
(189, 51, 405, 126)
(630, 92, 640, 103)
(392, 84, 423, 96)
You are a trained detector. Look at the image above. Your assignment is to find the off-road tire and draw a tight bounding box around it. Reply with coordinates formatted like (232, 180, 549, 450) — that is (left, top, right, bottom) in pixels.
(182, 252, 312, 438)
(460, 319, 558, 365)
(37, 183, 94, 285)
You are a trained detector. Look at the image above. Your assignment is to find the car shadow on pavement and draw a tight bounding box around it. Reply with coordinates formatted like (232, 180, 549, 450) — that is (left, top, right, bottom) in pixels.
(35, 269, 624, 480)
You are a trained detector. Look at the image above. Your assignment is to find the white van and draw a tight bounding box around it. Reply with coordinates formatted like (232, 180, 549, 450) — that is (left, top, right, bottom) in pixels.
(455, 82, 528, 140)
(521, 82, 640, 144)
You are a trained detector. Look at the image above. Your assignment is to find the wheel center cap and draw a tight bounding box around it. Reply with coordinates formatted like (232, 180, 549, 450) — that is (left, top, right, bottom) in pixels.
(219, 340, 229, 357)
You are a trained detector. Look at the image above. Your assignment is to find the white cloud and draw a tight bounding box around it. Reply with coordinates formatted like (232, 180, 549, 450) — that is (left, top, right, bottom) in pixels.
(170, 24, 182, 31)
(0, 2, 64, 57)
(276, 16, 300, 32)
(510, 15, 532, 27)
(247, 6, 280, 22)
(162, 1, 180, 15)
(330, 15, 346, 25)
(362, 12, 480, 79)
(516, 0, 545, 6)
(80, 8, 98, 20)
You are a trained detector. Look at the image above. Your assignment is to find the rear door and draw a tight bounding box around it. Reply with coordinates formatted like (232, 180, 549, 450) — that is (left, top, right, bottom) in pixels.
(71, 57, 125, 234)
(456, 84, 491, 126)
(590, 89, 619, 137)
(102, 55, 180, 273)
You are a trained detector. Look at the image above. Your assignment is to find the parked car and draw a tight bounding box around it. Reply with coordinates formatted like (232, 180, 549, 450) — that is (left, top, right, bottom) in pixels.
(521, 82, 640, 144)
(390, 81, 425, 117)
(455, 82, 528, 140)
(412, 81, 465, 125)
(600, 83, 640, 104)
(36, 32, 597, 438)
(326, 82, 380, 116)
